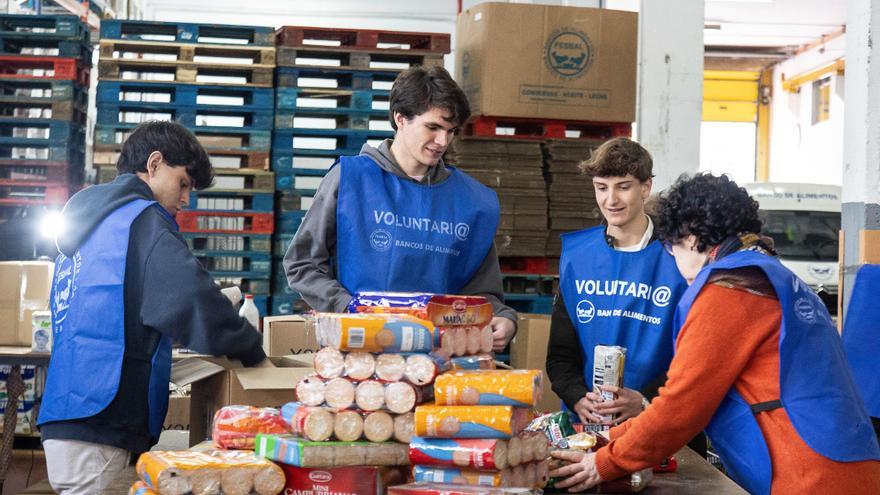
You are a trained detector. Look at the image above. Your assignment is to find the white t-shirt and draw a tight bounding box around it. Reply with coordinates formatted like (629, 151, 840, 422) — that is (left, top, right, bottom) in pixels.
(615, 215, 654, 252)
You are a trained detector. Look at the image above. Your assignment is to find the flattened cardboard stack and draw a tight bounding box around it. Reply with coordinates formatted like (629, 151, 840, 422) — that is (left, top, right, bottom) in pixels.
(445, 138, 548, 257)
(543, 139, 602, 256)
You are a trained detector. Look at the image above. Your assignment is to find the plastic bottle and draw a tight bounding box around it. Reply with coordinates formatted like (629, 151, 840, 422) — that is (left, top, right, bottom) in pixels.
(239, 294, 261, 332)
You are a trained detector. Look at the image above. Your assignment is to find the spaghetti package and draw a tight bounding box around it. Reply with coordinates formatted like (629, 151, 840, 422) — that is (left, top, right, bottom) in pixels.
(414, 405, 531, 439)
(434, 370, 543, 408)
(129, 481, 158, 495)
(254, 434, 409, 467)
(316, 313, 435, 353)
(211, 405, 290, 449)
(413, 462, 548, 489)
(450, 354, 496, 371)
(593, 345, 626, 424)
(388, 482, 542, 495)
(135, 450, 284, 495)
(347, 292, 494, 328)
(409, 437, 509, 471)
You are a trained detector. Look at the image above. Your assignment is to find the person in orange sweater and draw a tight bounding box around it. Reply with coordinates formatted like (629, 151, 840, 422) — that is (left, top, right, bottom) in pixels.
(549, 173, 880, 494)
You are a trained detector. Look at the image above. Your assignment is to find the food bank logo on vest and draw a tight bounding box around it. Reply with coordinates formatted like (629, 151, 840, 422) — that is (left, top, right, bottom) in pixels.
(544, 28, 593, 78)
(575, 279, 673, 308)
(576, 299, 596, 323)
(372, 210, 471, 241)
(52, 251, 82, 327)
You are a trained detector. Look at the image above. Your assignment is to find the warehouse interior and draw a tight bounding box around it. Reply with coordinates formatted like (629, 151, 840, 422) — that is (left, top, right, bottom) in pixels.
(1, 0, 877, 494)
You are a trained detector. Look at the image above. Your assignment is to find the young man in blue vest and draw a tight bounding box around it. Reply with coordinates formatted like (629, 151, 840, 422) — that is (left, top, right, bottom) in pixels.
(546, 138, 691, 434)
(284, 66, 517, 350)
(37, 122, 270, 494)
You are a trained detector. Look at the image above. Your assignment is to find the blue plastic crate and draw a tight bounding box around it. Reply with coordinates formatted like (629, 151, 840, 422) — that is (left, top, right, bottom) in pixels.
(0, 118, 83, 147)
(97, 81, 274, 109)
(0, 37, 92, 62)
(216, 277, 271, 296)
(274, 174, 324, 198)
(252, 295, 269, 316)
(271, 262, 297, 295)
(276, 210, 306, 234)
(273, 233, 296, 258)
(0, 15, 89, 43)
(195, 250, 271, 278)
(275, 87, 389, 111)
(271, 294, 310, 316)
(0, 79, 87, 122)
(271, 128, 392, 157)
(504, 294, 554, 315)
(0, 142, 84, 163)
(100, 20, 274, 46)
(275, 67, 398, 91)
(272, 151, 339, 178)
(274, 108, 392, 132)
(96, 105, 274, 132)
(188, 191, 274, 212)
(182, 232, 271, 253)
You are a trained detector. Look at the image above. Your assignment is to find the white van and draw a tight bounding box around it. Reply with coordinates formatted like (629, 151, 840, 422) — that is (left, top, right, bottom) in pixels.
(743, 182, 840, 313)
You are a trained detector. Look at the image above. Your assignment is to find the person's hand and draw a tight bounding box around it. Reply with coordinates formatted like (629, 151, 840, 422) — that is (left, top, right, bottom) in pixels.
(550, 450, 602, 492)
(490, 317, 516, 352)
(573, 395, 604, 424)
(252, 358, 275, 368)
(592, 385, 646, 424)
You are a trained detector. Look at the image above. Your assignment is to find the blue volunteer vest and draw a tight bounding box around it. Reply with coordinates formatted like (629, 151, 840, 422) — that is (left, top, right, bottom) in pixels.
(38, 199, 175, 439)
(560, 226, 687, 392)
(674, 250, 880, 495)
(842, 264, 880, 418)
(337, 155, 499, 294)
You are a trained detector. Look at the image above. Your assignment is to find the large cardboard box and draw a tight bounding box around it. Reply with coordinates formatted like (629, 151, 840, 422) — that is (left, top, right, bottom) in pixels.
(456, 3, 637, 123)
(173, 356, 314, 446)
(0, 261, 53, 346)
(163, 396, 191, 431)
(511, 313, 562, 413)
(262, 315, 319, 357)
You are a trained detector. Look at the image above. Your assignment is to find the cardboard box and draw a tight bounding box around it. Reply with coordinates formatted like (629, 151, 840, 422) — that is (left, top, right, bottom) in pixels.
(511, 313, 562, 413)
(278, 465, 408, 495)
(163, 395, 191, 431)
(0, 261, 53, 346)
(456, 3, 638, 122)
(172, 356, 314, 446)
(262, 315, 319, 357)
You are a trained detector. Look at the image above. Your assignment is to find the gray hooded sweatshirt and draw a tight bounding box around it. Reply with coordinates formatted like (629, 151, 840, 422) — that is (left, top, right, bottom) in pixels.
(282, 139, 516, 322)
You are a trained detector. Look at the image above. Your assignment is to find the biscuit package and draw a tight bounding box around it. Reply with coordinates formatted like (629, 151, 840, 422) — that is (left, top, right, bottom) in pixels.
(135, 450, 285, 495)
(316, 313, 436, 353)
(434, 370, 543, 408)
(414, 405, 531, 439)
(347, 292, 494, 328)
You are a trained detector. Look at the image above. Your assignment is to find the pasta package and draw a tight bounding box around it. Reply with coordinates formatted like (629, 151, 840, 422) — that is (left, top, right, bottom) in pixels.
(409, 437, 509, 471)
(434, 370, 543, 407)
(211, 405, 290, 449)
(450, 354, 496, 371)
(414, 405, 531, 439)
(413, 465, 507, 487)
(135, 450, 284, 495)
(129, 481, 158, 495)
(316, 313, 435, 353)
(524, 411, 575, 449)
(253, 434, 409, 467)
(388, 482, 542, 495)
(347, 292, 494, 328)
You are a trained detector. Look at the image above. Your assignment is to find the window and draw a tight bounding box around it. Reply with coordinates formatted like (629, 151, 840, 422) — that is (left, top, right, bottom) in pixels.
(812, 77, 831, 125)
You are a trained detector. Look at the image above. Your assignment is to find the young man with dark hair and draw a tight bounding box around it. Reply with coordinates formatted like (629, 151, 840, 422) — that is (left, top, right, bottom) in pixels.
(37, 121, 270, 493)
(546, 138, 690, 433)
(284, 66, 517, 349)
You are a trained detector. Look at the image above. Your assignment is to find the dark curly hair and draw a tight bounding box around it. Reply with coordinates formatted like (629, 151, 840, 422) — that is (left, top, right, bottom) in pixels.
(655, 173, 762, 252)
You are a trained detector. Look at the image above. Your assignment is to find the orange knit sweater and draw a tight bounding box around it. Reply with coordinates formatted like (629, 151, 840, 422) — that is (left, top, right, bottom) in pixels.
(594, 283, 880, 493)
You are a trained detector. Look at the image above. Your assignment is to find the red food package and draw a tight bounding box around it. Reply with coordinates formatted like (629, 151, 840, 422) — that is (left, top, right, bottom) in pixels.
(212, 405, 290, 449)
(653, 456, 678, 473)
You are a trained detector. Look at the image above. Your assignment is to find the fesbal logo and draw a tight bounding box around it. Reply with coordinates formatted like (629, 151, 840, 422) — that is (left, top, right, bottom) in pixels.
(544, 28, 594, 79)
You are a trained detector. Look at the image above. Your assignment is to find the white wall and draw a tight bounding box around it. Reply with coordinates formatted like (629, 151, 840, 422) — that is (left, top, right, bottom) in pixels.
(768, 35, 846, 185)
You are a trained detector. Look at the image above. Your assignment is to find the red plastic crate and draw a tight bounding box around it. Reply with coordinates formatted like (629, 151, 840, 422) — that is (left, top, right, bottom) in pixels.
(499, 256, 559, 275)
(0, 56, 90, 86)
(0, 160, 81, 183)
(464, 116, 632, 141)
(0, 179, 73, 206)
(176, 210, 274, 234)
(276, 26, 450, 53)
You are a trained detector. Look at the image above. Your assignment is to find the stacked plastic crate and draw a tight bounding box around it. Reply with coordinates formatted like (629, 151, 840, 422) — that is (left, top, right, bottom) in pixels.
(270, 26, 451, 315)
(93, 20, 276, 315)
(0, 14, 92, 259)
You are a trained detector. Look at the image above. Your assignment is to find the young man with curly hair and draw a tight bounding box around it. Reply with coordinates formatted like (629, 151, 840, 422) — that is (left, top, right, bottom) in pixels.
(550, 173, 880, 494)
(546, 138, 690, 433)
(283, 66, 516, 350)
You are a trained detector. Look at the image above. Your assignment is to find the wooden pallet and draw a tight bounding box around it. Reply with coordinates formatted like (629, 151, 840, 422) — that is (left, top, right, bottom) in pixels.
(275, 46, 443, 71)
(92, 148, 269, 170)
(276, 25, 450, 53)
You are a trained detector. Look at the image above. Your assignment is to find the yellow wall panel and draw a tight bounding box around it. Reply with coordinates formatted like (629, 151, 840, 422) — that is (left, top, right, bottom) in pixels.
(702, 101, 757, 122)
(704, 79, 759, 102)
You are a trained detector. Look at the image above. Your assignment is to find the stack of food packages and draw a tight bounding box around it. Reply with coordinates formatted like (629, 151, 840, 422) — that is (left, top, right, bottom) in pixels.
(248, 292, 501, 490)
